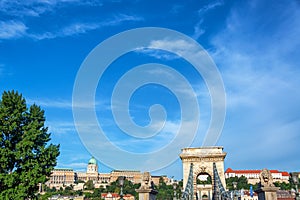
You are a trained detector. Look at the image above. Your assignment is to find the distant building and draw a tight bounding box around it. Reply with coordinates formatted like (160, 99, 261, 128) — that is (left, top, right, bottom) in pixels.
(101, 193, 135, 200)
(277, 190, 295, 200)
(239, 190, 258, 200)
(76, 157, 99, 183)
(99, 172, 111, 183)
(47, 157, 169, 189)
(110, 170, 142, 184)
(48, 195, 84, 200)
(151, 175, 169, 186)
(47, 168, 75, 187)
(225, 168, 290, 184)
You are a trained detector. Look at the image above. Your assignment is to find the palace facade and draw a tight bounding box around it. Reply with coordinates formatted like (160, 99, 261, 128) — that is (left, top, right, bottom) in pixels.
(46, 157, 170, 189)
(225, 168, 290, 185)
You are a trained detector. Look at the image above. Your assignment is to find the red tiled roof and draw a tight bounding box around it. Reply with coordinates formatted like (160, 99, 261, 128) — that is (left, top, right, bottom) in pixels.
(281, 172, 290, 176)
(225, 168, 233, 173)
(124, 194, 134, 197)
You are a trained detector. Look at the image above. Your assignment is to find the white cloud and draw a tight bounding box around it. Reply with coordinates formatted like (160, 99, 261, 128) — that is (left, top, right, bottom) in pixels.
(211, 1, 300, 110)
(0, 21, 27, 39)
(0, 14, 143, 40)
(0, 0, 102, 18)
(193, 19, 205, 40)
(27, 97, 105, 109)
(57, 162, 88, 170)
(0, 21, 101, 40)
(109, 119, 197, 153)
(60, 22, 100, 36)
(102, 14, 143, 26)
(134, 48, 180, 60)
(135, 38, 206, 61)
(27, 98, 72, 108)
(210, 0, 300, 169)
(0, 0, 53, 17)
(192, 0, 224, 40)
(46, 121, 76, 134)
(198, 0, 224, 16)
(148, 39, 197, 54)
(0, 0, 141, 40)
(23, 22, 100, 40)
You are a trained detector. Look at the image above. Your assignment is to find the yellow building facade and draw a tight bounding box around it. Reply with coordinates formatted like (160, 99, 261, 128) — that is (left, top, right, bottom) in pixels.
(47, 157, 168, 189)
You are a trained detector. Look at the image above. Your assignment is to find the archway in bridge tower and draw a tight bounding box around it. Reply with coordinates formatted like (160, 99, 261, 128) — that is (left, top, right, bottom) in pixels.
(196, 172, 212, 200)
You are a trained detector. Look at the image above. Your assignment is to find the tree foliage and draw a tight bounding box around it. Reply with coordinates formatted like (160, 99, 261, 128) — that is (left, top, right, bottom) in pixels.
(84, 180, 95, 190)
(155, 177, 182, 200)
(226, 176, 251, 190)
(0, 90, 60, 199)
(274, 181, 292, 190)
(39, 177, 184, 200)
(105, 179, 140, 199)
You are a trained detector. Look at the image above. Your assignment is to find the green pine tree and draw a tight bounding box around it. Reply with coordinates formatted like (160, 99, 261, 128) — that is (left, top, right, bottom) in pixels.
(0, 90, 60, 199)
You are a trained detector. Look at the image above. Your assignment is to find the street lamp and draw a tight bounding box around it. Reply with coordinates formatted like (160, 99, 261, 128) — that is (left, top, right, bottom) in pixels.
(118, 176, 126, 200)
(232, 182, 237, 200)
(173, 182, 177, 200)
(291, 172, 300, 200)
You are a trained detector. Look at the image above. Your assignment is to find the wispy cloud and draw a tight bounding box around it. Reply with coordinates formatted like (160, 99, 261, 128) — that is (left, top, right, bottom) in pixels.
(0, 0, 141, 41)
(46, 14, 143, 39)
(135, 48, 179, 60)
(27, 97, 105, 109)
(102, 119, 196, 153)
(102, 14, 143, 26)
(46, 121, 76, 134)
(0, 0, 54, 17)
(193, 19, 205, 40)
(147, 39, 198, 54)
(135, 38, 204, 61)
(28, 22, 101, 40)
(0, 14, 143, 40)
(143, 67, 209, 101)
(0, 21, 27, 39)
(211, 0, 300, 110)
(57, 162, 88, 171)
(198, 0, 224, 16)
(0, 0, 103, 18)
(193, 0, 224, 40)
(62, 23, 100, 36)
(27, 98, 72, 108)
(210, 0, 300, 169)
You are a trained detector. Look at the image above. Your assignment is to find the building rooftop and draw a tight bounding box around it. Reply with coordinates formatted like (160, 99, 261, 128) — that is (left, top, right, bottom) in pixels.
(88, 157, 97, 165)
(53, 168, 74, 171)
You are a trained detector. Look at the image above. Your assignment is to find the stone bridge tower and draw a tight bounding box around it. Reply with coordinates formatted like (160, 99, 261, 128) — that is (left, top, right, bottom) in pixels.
(180, 146, 227, 199)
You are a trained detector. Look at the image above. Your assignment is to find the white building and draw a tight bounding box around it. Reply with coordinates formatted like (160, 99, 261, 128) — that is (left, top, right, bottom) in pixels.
(225, 168, 290, 185)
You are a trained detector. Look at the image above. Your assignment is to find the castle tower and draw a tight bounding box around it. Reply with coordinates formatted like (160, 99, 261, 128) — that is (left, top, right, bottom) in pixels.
(87, 157, 98, 173)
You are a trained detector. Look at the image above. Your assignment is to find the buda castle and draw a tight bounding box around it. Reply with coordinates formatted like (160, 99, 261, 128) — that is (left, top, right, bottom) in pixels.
(46, 157, 169, 189)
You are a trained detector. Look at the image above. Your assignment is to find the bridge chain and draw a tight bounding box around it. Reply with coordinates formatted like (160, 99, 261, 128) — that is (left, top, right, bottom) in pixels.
(181, 162, 231, 200)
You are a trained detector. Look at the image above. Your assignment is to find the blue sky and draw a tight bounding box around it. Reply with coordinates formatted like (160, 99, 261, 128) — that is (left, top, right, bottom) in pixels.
(0, 0, 299, 180)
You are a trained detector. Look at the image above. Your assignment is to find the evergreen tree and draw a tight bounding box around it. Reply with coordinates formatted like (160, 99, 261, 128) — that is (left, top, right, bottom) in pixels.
(84, 180, 95, 190)
(226, 176, 250, 190)
(0, 90, 60, 199)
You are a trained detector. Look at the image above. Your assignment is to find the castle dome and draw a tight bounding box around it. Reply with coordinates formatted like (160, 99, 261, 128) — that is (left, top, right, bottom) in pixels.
(88, 157, 97, 165)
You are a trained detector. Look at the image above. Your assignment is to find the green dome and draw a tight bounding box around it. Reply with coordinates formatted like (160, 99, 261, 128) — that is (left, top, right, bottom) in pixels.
(88, 157, 97, 165)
